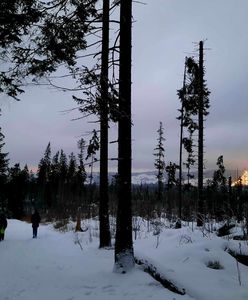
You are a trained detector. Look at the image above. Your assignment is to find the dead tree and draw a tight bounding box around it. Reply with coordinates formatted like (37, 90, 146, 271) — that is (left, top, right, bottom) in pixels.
(197, 41, 210, 226)
(114, 0, 135, 273)
(99, 0, 111, 248)
(197, 41, 205, 226)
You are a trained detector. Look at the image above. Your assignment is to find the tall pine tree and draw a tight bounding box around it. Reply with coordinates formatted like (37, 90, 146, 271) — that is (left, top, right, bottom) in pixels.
(37, 142, 51, 208)
(153, 122, 165, 202)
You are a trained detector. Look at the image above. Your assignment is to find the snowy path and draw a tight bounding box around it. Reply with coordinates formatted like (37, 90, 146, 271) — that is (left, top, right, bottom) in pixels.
(2, 220, 248, 300)
(0, 220, 193, 300)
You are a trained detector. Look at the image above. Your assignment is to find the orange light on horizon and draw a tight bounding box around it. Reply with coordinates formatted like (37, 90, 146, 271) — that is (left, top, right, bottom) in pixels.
(232, 170, 248, 186)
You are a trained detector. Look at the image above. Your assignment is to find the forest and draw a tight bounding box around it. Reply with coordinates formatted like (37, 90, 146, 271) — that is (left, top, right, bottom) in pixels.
(0, 0, 248, 280)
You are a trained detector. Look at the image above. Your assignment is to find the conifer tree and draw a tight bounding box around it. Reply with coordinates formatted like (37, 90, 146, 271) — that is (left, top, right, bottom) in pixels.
(182, 135, 195, 185)
(37, 142, 51, 208)
(165, 162, 179, 220)
(0, 129, 8, 177)
(1, 0, 98, 99)
(177, 57, 200, 221)
(77, 138, 87, 187)
(50, 151, 60, 184)
(0, 124, 9, 209)
(48, 151, 60, 207)
(66, 152, 78, 207)
(58, 149, 68, 208)
(177, 44, 210, 226)
(165, 162, 179, 189)
(86, 129, 99, 186)
(0, 0, 42, 98)
(37, 142, 51, 184)
(67, 152, 77, 184)
(7, 163, 27, 218)
(59, 150, 68, 181)
(212, 155, 226, 191)
(177, 57, 199, 182)
(153, 122, 165, 202)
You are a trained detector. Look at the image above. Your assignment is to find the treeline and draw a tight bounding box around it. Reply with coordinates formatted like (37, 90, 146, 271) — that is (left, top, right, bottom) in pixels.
(0, 134, 99, 219)
(132, 176, 248, 227)
(1, 139, 248, 226)
(1, 122, 248, 226)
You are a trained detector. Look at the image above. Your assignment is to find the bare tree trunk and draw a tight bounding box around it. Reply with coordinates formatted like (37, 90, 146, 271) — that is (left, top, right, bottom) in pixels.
(99, 0, 111, 248)
(178, 59, 187, 225)
(75, 206, 83, 232)
(114, 0, 134, 273)
(197, 41, 204, 226)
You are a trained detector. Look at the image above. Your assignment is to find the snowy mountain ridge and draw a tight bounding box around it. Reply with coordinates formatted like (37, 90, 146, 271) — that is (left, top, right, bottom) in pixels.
(87, 169, 240, 185)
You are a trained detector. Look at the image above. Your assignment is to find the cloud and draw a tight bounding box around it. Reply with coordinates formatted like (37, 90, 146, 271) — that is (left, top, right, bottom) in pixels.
(1, 0, 248, 172)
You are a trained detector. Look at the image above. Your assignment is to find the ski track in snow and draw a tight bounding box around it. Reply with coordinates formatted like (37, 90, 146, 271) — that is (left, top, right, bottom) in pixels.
(1, 219, 248, 300)
(0, 220, 193, 300)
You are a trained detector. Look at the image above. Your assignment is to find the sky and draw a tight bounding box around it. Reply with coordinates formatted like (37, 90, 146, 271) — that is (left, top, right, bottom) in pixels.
(1, 0, 248, 174)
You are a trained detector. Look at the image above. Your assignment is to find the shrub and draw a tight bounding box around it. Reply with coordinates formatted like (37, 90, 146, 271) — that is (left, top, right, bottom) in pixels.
(53, 219, 70, 232)
(206, 260, 224, 270)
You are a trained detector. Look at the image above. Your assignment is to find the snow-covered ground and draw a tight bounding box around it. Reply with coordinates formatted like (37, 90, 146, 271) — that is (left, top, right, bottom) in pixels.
(0, 219, 248, 300)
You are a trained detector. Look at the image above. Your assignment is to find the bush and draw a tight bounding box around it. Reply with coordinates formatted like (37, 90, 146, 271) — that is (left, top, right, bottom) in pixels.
(53, 219, 70, 232)
(217, 223, 235, 237)
(206, 260, 224, 270)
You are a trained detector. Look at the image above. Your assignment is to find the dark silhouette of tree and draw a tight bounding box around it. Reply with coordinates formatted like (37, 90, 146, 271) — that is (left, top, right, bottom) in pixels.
(49, 150, 60, 206)
(114, 0, 134, 273)
(212, 155, 226, 191)
(177, 58, 187, 222)
(153, 122, 165, 202)
(67, 153, 77, 183)
(177, 57, 199, 179)
(57, 149, 68, 209)
(37, 142, 51, 208)
(7, 163, 28, 218)
(0, 0, 42, 98)
(86, 129, 99, 186)
(208, 155, 227, 219)
(165, 162, 179, 189)
(0, 126, 9, 179)
(178, 44, 210, 226)
(59, 150, 68, 180)
(165, 162, 179, 220)
(0, 124, 9, 210)
(182, 135, 195, 185)
(37, 142, 51, 183)
(35, 141, 88, 214)
(177, 57, 198, 221)
(197, 41, 210, 226)
(99, 0, 111, 249)
(77, 138, 87, 187)
(0, 0, 98, 99)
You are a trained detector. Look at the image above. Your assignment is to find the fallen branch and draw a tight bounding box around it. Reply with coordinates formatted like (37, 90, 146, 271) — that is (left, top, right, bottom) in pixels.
(134, 257, 185, 295)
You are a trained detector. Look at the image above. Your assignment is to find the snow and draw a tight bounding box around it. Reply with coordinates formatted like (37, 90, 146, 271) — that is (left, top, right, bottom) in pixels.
(0, 219, 248, 300)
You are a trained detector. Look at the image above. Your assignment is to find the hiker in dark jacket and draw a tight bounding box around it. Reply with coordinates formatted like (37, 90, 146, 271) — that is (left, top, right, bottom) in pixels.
(31, 209, 41, 238)
(0, 213, 7, 241)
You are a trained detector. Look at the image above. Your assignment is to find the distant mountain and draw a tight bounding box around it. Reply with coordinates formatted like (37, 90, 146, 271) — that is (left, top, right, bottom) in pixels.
(85, 171, 157, 185)
(131, 171, 157, 185)
(86, 169, 245, 186)
(131, 169, 241, 185)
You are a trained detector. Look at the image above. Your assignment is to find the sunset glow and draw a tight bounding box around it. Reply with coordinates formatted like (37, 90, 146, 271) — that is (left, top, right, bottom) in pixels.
(232, 170, 248, 186)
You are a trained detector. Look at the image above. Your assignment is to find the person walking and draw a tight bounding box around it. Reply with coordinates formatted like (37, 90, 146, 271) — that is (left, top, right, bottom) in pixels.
(31, 209, 41, 238)
(0, 213, 7, 241)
